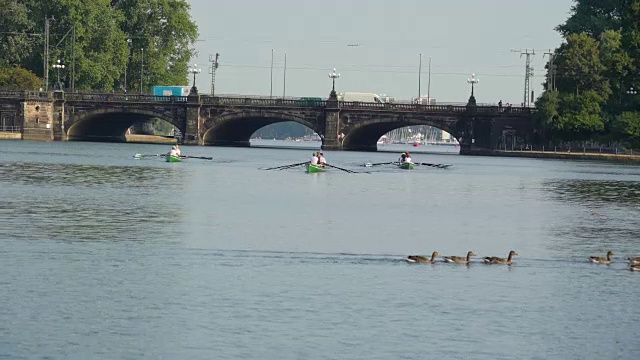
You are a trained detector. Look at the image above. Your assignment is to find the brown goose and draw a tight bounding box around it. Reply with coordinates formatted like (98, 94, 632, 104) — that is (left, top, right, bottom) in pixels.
(630, 264, 640, 272)
(627, 257, 640, 265)
(589, 251, 614, 264)
(406, 251, 440, 264)
(443, 251, 476, 264)
(483, 250, 519, 265)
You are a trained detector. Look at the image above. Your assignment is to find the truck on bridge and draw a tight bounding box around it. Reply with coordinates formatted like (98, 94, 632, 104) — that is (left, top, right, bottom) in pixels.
(338, 92, 383, 103)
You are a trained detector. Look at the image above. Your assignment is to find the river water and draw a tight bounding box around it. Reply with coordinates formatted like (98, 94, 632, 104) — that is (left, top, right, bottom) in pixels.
(1, 140, 639, 359)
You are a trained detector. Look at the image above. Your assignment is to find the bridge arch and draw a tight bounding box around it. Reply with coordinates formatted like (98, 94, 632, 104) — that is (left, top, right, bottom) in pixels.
(341, 116, 462, 151)
(202, 110, 322, 147)
(66, 108, 182, 142)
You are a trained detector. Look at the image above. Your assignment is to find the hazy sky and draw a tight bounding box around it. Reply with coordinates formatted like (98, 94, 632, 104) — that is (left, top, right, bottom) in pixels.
(187, 0, 574, 105)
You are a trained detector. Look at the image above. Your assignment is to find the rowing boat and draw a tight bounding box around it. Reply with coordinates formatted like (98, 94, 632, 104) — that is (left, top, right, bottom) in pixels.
(166, 154, 182, 163)
(306, 163, 326, 173)
(398, 162, 414, 170)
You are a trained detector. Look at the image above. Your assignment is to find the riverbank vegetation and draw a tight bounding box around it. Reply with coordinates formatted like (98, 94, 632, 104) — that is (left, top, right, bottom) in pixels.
(0, 0, 198, 91)
(535, 0, 640, 148)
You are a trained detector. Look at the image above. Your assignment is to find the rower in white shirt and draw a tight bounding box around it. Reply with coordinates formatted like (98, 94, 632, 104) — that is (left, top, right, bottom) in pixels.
(310, 152, 319, 165)
(317, 151, 326, 166)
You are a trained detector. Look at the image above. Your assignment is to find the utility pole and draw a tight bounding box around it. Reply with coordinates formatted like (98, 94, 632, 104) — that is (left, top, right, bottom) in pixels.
(543, 49, 557, 92)
(418, 53, 422, 103)
(427, 56, 432, 105)
(512, 49, 535, 107)
(209, 52, 220, 96)
(43, 16, 54, 91)
(283, 52, 287, 99)
(140, 48, 144, 94)
(71, 25, 75, 92)
(270, 48, 274, 98)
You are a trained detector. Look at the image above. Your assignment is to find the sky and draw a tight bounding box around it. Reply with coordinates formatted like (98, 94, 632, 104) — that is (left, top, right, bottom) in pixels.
(187, 0, 575, 105)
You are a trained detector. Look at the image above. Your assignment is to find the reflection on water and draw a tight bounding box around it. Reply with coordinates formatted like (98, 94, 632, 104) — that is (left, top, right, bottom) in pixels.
(543, 179, 640, 253)
(546, 179, 640, 206)
(0, 162, 173, 188)
(0, 162, 184, 242)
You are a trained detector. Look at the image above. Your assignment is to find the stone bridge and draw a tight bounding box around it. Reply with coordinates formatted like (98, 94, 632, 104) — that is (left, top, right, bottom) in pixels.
(0, 90, 534, 153)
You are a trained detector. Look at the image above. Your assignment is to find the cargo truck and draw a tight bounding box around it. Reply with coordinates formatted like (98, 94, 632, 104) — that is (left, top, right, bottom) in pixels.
(337, 92, 383, 103)
(152, 86, 190, 97)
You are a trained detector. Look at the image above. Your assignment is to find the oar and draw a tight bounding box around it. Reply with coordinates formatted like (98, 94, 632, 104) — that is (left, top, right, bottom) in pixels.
(325, 163, 357, 173)
(134, 153, 162, 158)
(262, 161, 309, 170)
(417, 162, 452, 169)
(364, 161, 395, 167)
(181, 155, 213, 160)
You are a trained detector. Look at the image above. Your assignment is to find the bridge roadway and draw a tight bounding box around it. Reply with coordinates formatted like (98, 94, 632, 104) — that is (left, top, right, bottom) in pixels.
(0, 90, 534, 153)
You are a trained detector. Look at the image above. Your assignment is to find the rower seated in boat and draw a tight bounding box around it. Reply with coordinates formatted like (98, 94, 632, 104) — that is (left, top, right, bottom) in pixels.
(404, 152, 413, 163)
(317, 151, 326, 167)
(169, 146, 179, 157)
(398, 152, 407, 163)
(310, 152, 319, 165)
(174, 144, 181, 157)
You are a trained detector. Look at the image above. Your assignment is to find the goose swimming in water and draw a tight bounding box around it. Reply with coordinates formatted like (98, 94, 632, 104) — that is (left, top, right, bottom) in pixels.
(483, 250, 519, 265)
(630, 264, 640, 272)
(406, 251, 440, 264)
(627, 256, 640, 265)
(443, 251, 476, 264)
(589, 251, 614, 264)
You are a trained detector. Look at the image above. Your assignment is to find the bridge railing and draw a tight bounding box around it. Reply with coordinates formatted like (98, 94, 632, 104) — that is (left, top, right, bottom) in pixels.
(0, 90, 50, 100)
(1, 90, 533, 114)
(201, 96, 327, 107)
(64, 93, 189, 103)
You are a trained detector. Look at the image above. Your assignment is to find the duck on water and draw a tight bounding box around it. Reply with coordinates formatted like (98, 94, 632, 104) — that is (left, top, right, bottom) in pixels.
(406, 251, 440, 264)
(483, 250, 519, 265)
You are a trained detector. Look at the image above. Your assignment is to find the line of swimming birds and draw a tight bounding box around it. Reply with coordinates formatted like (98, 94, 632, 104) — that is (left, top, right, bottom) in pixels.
(406, 250, 640, 271)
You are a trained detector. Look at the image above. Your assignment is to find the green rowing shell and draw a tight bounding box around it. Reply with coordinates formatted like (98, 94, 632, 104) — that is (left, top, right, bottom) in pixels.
(306, 164, 326, 173)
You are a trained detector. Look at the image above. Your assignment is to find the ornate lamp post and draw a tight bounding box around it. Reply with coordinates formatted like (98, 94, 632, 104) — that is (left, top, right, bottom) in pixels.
(53, 59, 65, 90)
(467, 73, 479, 98)
(628, 87, 638, 96)
(328, 68, 340, 98)
(188, 63, 201, 95)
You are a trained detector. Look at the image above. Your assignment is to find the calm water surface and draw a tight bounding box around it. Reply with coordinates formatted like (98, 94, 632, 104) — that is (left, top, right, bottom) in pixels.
(1, 140, 640, 359)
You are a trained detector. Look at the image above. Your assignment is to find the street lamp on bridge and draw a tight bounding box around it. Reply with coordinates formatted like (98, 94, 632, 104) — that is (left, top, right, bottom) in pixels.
(467, 73, 479, 97)
(53, 59, 65, 90)
(628, 87, 638, 96)
(328, 68, 340, 98)
(188, 63, 202, 95)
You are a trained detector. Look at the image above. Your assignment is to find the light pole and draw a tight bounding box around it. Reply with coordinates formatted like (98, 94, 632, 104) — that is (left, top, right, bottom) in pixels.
(188, 63, 202, 95)
(140, 47, 144, 94)
(328, 68, 340, 98)
(628, 87, 638, 96)
(467, 73, 479, 98)
(124, 39, 131, 92)
(53, 59, 65, 90)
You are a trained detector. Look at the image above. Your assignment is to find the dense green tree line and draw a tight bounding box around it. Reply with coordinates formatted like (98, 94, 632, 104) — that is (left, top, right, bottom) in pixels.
(0, 0, 198, 91)
(535, 0, 640, 147)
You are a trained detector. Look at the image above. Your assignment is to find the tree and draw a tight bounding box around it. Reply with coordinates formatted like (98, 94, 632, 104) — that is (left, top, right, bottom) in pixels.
(556, 33, 610, 98)
(556, 0, 627, 38)
(114, 0, 199, 89)
(0, 66, 42, 89)
(555, 91, 605, 140)
(22, 0, 128, 90)
(612, 111, 640, 147)
(534, 91, 560, 140)
(8, 0, 198, 91)
(0, 0, 37, 66)
(599, 30, 632, 107)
